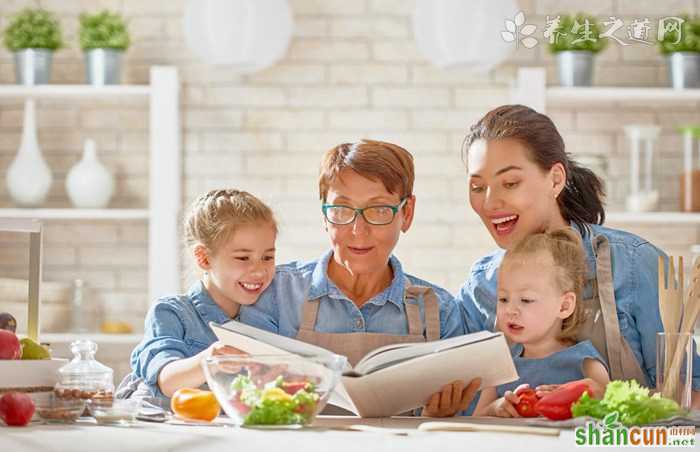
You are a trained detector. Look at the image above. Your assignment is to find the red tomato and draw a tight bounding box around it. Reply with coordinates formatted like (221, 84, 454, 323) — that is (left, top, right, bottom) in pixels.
(534, 381, 592, 420)
(281, 381, 308, 395)
(230, 393, 251, 415)
(514, 388, 540, 418)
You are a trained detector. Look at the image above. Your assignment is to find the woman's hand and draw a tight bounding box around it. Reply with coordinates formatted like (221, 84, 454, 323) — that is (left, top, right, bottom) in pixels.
(423, 378, 481, 417)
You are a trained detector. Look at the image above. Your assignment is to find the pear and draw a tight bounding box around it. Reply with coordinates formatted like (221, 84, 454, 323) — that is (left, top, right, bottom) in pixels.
(19, 338, 50, 360)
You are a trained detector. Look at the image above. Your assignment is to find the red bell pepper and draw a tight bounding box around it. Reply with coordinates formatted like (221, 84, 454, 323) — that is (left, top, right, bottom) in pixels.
(534, 381, 592, 420)
(514, 388, 540, 418)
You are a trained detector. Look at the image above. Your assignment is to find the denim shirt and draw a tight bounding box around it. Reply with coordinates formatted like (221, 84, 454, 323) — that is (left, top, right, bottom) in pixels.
(239, 250, 464, 339)
(129, 281, 236, 398)
(456, 222, 700, 391)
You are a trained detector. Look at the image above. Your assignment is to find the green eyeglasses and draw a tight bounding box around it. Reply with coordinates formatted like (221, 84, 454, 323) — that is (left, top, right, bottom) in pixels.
(321, 198, 408, 226)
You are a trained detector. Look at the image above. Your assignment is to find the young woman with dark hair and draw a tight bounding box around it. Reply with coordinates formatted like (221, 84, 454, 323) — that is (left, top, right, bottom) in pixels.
(457, 104, 700, 409)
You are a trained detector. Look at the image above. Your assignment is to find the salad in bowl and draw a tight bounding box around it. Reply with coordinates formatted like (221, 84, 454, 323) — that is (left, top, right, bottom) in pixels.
(202, 354, 345, 427)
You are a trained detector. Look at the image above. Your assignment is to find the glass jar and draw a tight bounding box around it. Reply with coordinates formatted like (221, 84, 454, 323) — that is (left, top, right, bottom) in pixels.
(54, 339, 114, 402)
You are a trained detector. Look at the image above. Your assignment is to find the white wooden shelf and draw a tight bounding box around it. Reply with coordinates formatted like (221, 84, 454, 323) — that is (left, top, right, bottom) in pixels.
(0, 67, 181, 303)
(546, 86, 700, 105)
(0, 208, 149, 220)
(41, 333, 142, 345)
(606, 212, 700, 224)
(0, 84, 150, 99)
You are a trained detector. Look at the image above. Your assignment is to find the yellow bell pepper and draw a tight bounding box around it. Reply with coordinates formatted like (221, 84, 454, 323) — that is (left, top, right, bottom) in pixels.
(261, 387, 293, 403)
(171, 388, 220, 422)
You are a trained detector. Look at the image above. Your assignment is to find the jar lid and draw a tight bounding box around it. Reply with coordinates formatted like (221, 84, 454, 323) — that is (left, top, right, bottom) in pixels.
(57, 339, 113, 378)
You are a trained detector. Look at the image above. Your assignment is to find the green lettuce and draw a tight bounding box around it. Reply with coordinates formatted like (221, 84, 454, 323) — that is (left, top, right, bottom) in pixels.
(571, 380, 682, 426)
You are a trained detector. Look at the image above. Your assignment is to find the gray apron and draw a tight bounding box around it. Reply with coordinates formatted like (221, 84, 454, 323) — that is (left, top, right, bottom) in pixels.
(295, 278, 441, 367)
(578, 235, 649, 386)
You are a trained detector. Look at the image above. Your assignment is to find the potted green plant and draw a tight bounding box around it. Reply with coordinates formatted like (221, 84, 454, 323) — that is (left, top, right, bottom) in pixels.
(658, 15, 700, 88)
(3, 8, 63, 85)
(79, 10, 130, 85)
(548, 13, 607, 87)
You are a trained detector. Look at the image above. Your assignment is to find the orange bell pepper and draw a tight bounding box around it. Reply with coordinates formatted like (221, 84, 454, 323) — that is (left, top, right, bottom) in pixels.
(171, 388, 220, 422)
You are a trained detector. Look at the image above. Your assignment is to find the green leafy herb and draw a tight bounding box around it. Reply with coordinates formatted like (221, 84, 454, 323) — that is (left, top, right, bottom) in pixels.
(3, 8, 63, 51)
(548, 13, 607, 54)
(571, 380, 682, 426)
(79, 10, 130, 51)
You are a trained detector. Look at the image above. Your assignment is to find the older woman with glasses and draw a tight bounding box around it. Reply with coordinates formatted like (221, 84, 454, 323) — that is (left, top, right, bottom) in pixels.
(239, 139, 480, 417)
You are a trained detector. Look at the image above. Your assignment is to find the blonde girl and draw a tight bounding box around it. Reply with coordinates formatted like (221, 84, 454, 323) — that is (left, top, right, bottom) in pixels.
(475, 228, 610, 417)
(121, 189, 277, 399)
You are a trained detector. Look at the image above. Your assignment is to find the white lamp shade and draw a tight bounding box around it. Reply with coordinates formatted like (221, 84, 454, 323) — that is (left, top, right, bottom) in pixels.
(414, 0, 518, 72)
(184, 0, 293, 72)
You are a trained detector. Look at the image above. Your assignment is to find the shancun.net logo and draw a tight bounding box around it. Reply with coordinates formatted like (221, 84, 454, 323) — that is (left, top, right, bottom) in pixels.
(575, 412, 696, 447)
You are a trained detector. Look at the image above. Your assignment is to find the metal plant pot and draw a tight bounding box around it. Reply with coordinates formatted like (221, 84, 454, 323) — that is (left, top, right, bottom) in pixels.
(85, 49, 123, 85)
(556, 50, 595, 87)
(13, 49, 53, 85)
(666, 52, 700, 89)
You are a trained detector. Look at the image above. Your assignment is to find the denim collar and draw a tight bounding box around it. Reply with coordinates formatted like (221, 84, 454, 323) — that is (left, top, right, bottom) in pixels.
(187, 280, 237, 325)
(308, 249, 406, 309)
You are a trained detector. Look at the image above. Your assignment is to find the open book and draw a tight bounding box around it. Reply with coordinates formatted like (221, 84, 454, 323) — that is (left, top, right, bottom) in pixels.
(212, 321, 518, 417)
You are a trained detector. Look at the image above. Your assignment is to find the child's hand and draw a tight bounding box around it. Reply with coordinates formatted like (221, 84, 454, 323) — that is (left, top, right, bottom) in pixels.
(200, 341, 246, 363)
(491, 390, 522, 418)
(536, 378, 605, 399)
(423, 378, 481, 417)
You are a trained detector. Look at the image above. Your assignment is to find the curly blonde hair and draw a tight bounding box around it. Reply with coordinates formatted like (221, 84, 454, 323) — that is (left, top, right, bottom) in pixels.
(502, 228, 588, 342)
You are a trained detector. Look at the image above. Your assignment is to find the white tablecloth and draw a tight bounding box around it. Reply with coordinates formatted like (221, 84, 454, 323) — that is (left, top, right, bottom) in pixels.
(0, 416, 696, 452)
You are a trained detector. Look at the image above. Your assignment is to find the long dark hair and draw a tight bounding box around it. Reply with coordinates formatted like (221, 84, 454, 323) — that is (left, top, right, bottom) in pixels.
(462, 105, 605, 234)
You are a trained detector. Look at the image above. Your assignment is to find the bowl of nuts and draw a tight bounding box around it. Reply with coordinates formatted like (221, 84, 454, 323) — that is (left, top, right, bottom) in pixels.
(35, 396, 86, 424)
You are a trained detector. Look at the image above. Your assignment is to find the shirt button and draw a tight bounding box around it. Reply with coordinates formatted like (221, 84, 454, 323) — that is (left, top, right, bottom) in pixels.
(355, 318, 363, 329)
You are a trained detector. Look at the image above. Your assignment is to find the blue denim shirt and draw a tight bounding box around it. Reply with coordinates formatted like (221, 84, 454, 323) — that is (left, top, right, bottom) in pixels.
(456, 223, 700, 391)
(239, 250, 464, 339)
(129, 281, 235, 398)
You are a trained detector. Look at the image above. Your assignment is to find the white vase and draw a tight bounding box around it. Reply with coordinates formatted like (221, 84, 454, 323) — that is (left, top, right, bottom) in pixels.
(6, 99, 53, 207)
(65, 139, 114, 208)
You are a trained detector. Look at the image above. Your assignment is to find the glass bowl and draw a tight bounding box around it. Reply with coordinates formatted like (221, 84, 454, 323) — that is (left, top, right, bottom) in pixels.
(87, 399, 140, 426)
(35, 397, 86, 424)
(202, 354, 345, 427)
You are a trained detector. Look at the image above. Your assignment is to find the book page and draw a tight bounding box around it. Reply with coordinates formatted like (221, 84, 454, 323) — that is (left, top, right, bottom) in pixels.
(353, 330, 501, 375)
(341, 333, 518, 417)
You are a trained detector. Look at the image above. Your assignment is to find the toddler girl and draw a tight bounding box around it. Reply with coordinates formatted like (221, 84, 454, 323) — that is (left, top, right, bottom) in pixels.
(474, 228, 610, 417)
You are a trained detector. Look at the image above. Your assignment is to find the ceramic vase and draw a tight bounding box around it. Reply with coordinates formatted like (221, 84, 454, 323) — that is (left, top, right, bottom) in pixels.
(65, 139, 114, 208)
(6, 99, 53, 207)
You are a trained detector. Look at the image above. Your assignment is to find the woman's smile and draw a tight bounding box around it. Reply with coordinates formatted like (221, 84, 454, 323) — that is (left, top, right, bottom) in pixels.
(490, 214, 519, 236)
(348, 245, 374, 255)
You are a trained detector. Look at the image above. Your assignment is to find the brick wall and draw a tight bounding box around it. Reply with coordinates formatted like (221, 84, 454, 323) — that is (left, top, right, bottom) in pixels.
(1, 0, 700, 335)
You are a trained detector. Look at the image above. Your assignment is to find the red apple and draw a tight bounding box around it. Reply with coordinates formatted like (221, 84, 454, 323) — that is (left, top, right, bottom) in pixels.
(0, 392, 35, 426)
(0, 330, 21, 359)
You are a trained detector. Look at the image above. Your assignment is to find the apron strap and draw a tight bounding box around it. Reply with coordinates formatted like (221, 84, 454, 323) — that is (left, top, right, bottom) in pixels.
(299, 298, 321, 332)
(594, 235, 649, 385)
(404, 278, 441, 341)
